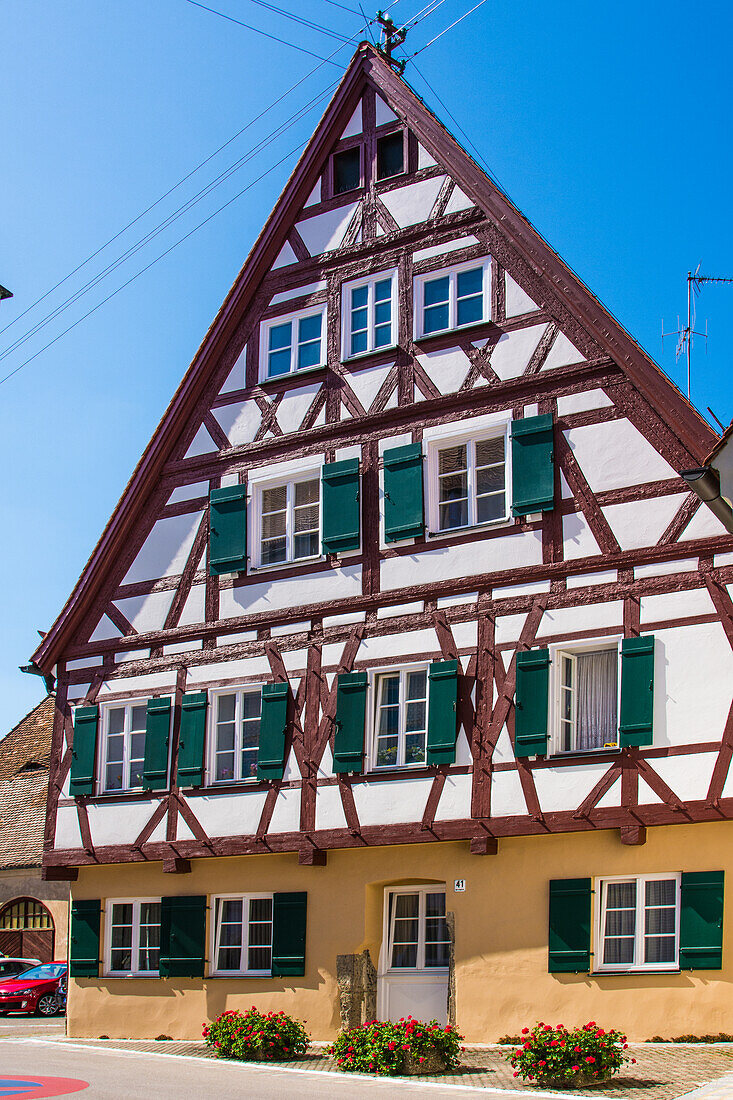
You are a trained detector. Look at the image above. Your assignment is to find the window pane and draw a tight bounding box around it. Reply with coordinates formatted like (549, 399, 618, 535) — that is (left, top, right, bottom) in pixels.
(376, 131, 404, 180)
(297, 314, 322, 371)
(406, 669, 427, 701)
(139, 902, 161, 972)
(105, 761, 123, 791)
(108, 708, 125, 736)
(250, 897, 273, 923)
(262, 485, 287, 513)
(269, 323, 291, 351)
(457, 268, 483, 298)
(268, 323, 292, 378)
(106, 733, 124, 763)
(644, 879, 677, 964)
(423, 276, 450, 335)
(298, 313, 321, 343)
(576, 649, 618, 750)
(268, 349, 291, 377)
(295, 479, 319, 507)
(646, 879, 676, 907)
(456, 267, 484, 327)
(333, 147, 360, 194)
(131, 706, 147, 732)
(603, 881, 636, 965)
(424, 276, 449, 307)
(352, 285, 368, 309)
(424, 303, 449, 334)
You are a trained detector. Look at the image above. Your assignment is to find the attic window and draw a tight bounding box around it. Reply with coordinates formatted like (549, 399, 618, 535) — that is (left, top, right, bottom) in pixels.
(377, 132, 405, 181)
(333, 147, 361, 195)
(18, 760, 44, 773)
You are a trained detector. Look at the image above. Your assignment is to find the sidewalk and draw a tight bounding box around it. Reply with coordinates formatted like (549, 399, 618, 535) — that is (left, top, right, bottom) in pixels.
(39, 1037, 733, 1099)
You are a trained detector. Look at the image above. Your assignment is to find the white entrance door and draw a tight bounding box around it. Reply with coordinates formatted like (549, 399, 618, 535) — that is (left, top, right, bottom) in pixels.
(378, 886, 450, 1024)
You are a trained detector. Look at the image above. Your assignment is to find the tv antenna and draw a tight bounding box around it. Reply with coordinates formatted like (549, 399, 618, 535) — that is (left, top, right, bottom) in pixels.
(663, 266, 733, 400)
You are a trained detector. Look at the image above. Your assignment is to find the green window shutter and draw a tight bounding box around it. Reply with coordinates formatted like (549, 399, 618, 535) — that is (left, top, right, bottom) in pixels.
(511, 414, 554, 515)
(333, 671, 368, 774)
(383, 443, 424, 542)
(143, 697, 172, 791)
(177, 692, 208, 788)
(515, 649, 550, 757)
(679, 871, 724, 970)
(69, 899, 101, 978)
(322, 459, 360, 554)
(257, 682, 289, 782)
(272, 892, 307, 977)
(427, 660, 458, 766)
(209, 484, 247, 575)
(548, 878, 592, 973)
(69, 706, 99, 797)
(159, 895, 207, 978)
(619, 636, 655, 747)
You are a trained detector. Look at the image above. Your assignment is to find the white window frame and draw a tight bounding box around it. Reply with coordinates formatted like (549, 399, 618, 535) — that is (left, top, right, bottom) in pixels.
(259, 304, 327, 381)
(367, 664, 430, 772)
(425, 419, 510, 536)
(207, 686, 263, 785)
(382, 885, 449, 974)
(248, 459, 323, 571)
(596, 873, 681, 973)
(210, 893, 274, 977)
(98, 699, 154, 794)
(104, 897, 161, 978)
(341, 268, 398, 361)
(549, 636, 622, 756)
(413, 256, 491, 339)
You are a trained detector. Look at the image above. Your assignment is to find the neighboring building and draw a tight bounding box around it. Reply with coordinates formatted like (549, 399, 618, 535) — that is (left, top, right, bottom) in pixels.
(0, 696, 68, 962)
(683, 426, 733, 534)
(31, 44, 733, 1041)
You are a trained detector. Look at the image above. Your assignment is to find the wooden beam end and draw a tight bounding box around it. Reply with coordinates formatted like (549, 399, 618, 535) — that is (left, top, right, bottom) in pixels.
(469, 836, 498, 856)
(298, 846, 327, 866)
(162, 857, 192, 874)
(42, 865, 78, 881)
(619, 825, 647, 847)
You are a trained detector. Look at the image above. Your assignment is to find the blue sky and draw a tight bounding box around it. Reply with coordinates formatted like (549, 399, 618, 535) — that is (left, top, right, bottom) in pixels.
(1, 0, 732, 733)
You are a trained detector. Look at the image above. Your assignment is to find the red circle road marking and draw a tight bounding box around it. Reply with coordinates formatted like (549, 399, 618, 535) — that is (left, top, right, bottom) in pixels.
(0, 1078, 89, 1097)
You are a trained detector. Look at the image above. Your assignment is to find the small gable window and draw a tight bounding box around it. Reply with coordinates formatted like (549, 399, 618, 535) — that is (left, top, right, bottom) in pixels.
(250, 466, 322, 569)
(342, 269, 397, 359)
(376, 131, 405, 181)
(260, 306, 325, 379)
(210, 688, 262, 783)
(414, 257, 491, 339)
(333, 146, 361, 195)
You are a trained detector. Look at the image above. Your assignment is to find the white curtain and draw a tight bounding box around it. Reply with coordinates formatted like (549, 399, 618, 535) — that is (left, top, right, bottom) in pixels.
(576, 650, 617, 750)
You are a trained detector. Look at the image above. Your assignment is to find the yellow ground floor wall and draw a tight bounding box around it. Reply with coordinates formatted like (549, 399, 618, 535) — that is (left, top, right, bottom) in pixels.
(67, 822, 733, 1042)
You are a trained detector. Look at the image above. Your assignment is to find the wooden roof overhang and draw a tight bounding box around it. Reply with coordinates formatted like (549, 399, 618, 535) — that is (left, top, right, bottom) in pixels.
(31, 43, 716, 674)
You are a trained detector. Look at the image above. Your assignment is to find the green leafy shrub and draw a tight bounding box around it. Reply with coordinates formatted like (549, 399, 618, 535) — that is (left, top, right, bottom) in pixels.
(508, 1021, 634, 1086)
(329, 1017, 463, 1076)
(646, 1034, 733, 1044)
(203, 1007, 309, 1061)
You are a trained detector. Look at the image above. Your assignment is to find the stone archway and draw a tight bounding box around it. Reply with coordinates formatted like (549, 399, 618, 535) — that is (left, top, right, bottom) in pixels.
(0, 898, 55, 962)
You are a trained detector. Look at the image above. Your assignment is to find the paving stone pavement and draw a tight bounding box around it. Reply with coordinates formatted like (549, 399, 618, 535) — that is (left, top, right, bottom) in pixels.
(48, 1039, 733, 1098)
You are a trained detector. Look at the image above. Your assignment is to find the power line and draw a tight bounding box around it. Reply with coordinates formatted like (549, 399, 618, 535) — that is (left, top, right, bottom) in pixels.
(0, 98, 338, 389)
(247, 0, 353, 43)
(321, 0, 362, 13)
(407, 0, 490, 58)
(0, 78, 341, 366)
(182, 0, 343, 64)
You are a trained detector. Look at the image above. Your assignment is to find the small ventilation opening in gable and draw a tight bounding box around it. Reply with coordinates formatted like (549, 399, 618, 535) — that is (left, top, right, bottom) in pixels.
(377, 131, 404, 180)
(333, 147, 361, 195)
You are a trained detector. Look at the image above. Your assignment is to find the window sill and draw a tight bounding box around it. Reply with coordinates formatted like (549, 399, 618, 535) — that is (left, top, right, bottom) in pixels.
(208, 973, 272, 980)
(104, 973, 160, 979)
(342, 342, 399, 366)
(257, 365, 328, 390)
(414, 318, 490, 343)
(426, 517, 512, 540)
(249, 554, 325, 575)
(550, 747, 620, 759)
(370, 764, 430, 775)
(593, 969, 680, 976)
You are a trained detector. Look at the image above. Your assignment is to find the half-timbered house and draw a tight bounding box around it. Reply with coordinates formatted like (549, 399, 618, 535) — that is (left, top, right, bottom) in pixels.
(34, 43, 732, 1040)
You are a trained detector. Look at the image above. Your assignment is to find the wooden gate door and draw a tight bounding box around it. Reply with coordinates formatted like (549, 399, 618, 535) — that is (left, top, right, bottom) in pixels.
(0, 899, 55, 962)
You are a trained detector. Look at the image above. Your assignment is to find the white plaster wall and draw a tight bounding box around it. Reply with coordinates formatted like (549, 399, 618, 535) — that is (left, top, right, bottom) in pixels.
(212, 400, 261, 446)
(556, 389, 613, 415)
(490, 770, 527, 816)
(97, 671, 177, 697)
(493, 579, 551, 599)
(651, 622, 733, 746)
(562, 512, 602, 560)
(184, 424, 217, 458)
(276, 383, 322, 434)
(376, 601, 424, 619)
(444, 185, 474, 214)
(380, 531, 543, 591)
(413, 236, 478, 263)
(86, 800, 162, 847)
(652, 753, 718, 802)
(566, 420, 677, 492)
(123, 515, 203, 583)
(379, 176, 445, 227)
(436, 592, 478, 609)
(375, 95, 396, 126)
(541, 331, 586, 370)
(533, 764, 613, 814)
(640, 588, 715, 624)
(451, 620, 478, 650)
(89, 615, 123, 643)
(296, 204, 357, 255)
(178, 583, 206, 627)
(168, 481, 209, 505)
(536, 601, 623, 639)
(351, 628, 438, 664)
(596, 776, 622, 808)
(495, 613, 529, 646)
(346, 361, 395, 412)
(566, 569, 618, 589)
(272, 241, 298, 268)
(315, 784, 348, 831)
(269, 279, 326, 306)
(113, 591, 176, 635)
(219, 565, 362, 618)
(194, 790, 269, 837)
(603, 494, 687, 551)
(351, 778, 433, 826)
(417, 347, 470, 394)
(679, 503, 729, 541)
(490, 324, 547, 381)
(186, 656, 272, 685)
(417, 143, 437, 169)
(55, 805, 83, 849)
(340, 102, 362, 138)
(634, 558, 698, 579)
(505, 274, 539, 317)
(267, 787, 301, 833)
(434, 773, 472, 821)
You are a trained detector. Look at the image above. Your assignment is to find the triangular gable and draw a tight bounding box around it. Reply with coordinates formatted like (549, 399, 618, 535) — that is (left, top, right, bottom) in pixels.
(31, 42, 716, 672)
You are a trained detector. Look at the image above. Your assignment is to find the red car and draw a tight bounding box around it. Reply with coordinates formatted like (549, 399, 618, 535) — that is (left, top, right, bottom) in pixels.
(0, 962, 67, 1016)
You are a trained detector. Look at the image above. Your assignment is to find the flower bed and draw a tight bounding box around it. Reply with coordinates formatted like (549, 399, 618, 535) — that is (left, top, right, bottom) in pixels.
(203, 1007, 309, 1061)
(329, 1017, 463, 1076)
(507, 1021, 635, 1087)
